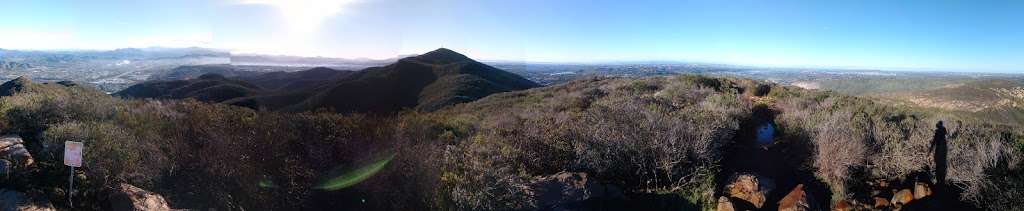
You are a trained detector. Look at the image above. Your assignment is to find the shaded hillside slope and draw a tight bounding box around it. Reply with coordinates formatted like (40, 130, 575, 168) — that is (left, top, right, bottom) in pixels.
(235, 67, 354, 90)
(119, 48, 540, 113)
(119, 66, 354, 109)
(288, 48, 540, 112)
(115, 74, 263, 103)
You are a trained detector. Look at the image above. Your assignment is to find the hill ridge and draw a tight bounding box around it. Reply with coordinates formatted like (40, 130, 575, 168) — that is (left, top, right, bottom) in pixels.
(117, 48, 540, 113)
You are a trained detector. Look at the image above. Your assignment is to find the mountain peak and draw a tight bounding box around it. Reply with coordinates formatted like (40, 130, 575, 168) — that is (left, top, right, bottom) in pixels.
(0, 76, 34, 96)
(8, 76, 33, 85)
(414, 48, 471, 64)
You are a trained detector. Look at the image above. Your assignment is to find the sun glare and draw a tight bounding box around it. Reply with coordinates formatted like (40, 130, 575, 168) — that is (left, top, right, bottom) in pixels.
(236, 0, 356, 33)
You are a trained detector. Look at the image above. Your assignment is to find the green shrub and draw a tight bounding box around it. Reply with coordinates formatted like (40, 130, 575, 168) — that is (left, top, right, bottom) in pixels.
(42, 121, 162, 188)
(1, 75, 1021, 210)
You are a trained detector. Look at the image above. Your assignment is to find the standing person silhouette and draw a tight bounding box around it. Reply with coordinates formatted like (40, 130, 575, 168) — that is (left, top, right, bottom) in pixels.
(930, 121, 948, 186)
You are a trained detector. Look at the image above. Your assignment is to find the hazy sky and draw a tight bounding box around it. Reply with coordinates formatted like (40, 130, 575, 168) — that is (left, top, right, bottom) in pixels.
(1, 0, 1022, 72)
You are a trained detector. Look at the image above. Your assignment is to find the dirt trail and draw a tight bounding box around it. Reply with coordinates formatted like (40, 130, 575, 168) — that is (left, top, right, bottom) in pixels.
(716, 105, 831, 210)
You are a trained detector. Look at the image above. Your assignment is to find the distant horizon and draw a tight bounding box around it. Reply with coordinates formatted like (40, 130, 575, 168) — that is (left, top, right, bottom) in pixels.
(4, 46, 1021, 74)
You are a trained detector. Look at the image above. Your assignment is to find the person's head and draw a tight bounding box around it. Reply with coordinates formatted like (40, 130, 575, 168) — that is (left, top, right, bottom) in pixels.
(937, 121, 944, 128)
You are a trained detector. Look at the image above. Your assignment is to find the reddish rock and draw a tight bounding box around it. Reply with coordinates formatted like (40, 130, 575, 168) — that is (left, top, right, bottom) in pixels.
(913, 182, 931, 199)
(778, 184, 812, 211)
(891, 188, 914, 208)
(832, 199, 851, 211)
(873, 197, 890, 209)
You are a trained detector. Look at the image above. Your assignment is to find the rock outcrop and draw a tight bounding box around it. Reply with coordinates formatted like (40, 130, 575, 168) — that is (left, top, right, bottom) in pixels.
(841, 178, 939, 211)
(108, 183, 171, 211)
(723, 174, 775, 209)
(528, 172, 622, 210)
(0, 135, 33, 170)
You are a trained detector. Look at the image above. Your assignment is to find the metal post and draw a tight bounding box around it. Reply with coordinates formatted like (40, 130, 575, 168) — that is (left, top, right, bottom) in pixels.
(68, 166, 74, 208)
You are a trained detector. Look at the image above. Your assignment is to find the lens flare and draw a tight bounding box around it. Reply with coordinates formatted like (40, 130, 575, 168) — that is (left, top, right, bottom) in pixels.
(314, 153, 395, 191)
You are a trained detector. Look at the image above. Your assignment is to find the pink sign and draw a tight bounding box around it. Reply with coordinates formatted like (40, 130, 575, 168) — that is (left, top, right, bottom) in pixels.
(64, 141, 83, 167)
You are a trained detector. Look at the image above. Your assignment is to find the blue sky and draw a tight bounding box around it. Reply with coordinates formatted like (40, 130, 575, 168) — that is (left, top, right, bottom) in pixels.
(1, 0, 1022, 72)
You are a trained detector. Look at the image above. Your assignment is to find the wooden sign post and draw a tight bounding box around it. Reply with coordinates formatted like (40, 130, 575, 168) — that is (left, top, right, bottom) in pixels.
(64, 141, 83, 208)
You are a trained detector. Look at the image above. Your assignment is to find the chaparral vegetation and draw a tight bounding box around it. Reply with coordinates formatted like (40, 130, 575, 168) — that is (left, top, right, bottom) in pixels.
(0, 69, 1020, 210)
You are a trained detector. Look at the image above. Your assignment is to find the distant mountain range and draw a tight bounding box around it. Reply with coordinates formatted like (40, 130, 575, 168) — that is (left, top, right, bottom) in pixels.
(230, 54, 398, 68)
(0, 61, 32, 70)
(0, 47, 229, 62)
(116, 48, 540, 113)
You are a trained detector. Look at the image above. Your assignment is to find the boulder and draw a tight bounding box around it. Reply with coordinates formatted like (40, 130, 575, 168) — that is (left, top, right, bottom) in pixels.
(873, 197, 890, 209)
(724, 174, 775, 208)
(778, 184, 812, 211)
(831, 200, 851, 211)
(0, 189, 56, 211)
(891, 188, 914, 208)
(716, 196, 735, 211)
(0, 136, 20, 149)
(913, 182, 931, 199)
(109, 183, 171, 211)
(0, 135, 33, 167)
(529, 172, 623, 210)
